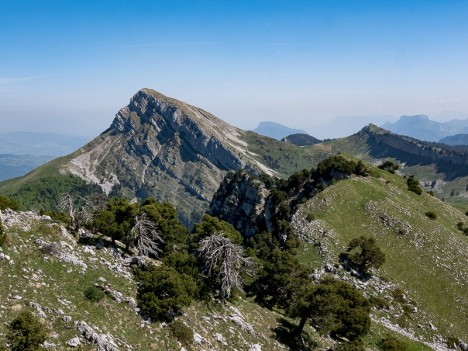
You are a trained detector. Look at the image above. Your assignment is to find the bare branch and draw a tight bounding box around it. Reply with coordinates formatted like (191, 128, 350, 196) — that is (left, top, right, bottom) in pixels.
(59, 193, 76, 228)
(130, 213, 163, 257)
(198, 232, 255, 301)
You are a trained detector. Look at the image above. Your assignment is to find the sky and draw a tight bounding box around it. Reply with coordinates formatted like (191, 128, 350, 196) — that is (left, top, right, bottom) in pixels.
(1, 0, 468, 139)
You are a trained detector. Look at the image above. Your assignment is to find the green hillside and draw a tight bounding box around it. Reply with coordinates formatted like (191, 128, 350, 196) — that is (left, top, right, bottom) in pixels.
(0, 208, 436, 350)
(294, 167, 468, 343)
(0, 211, 311, 350)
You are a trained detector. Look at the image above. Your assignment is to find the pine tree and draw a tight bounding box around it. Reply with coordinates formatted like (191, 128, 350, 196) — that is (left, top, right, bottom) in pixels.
(6, 311, 47, 351)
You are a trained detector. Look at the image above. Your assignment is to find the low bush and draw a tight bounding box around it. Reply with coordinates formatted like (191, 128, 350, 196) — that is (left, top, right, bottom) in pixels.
(169, 320, 193, 346)
(6, 310, 47, 351)
(378, 335, 408, 351)
(336, 340, 365, 351)
(370, 296, 390, 310)
(84, 286, 105, 302)
(425, 211, 437, 220)
(378, 160, 399, 174)
(446, 335, 460, 349)
(40, 243, 60, 256)
(407, 175, 423, 195)
(0, 195, 19, 211)
(0, 219, 6, 247)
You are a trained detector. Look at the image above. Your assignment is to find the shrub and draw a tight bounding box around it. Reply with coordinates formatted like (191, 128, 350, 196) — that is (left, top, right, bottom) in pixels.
(6, 310, 47, 351)
(84, 286, 105, 302)
(446, 335, 460, 349)
(392, 287, 406, 303)
(135, 264, 198, 322)
(378, 160, 400, 174)
(0, 219, 6, 247)
(0, 195, 19, 211)
(39, 210, 70, 224)
(370, 296, 390, 310)
(339, 236, 386, 276)
(40, 243, 60, 256)
(378, 335, 408, 351)
(169, 320, 193, 346)
(407, 175, 423, 195)
(425, 211, 437, 220)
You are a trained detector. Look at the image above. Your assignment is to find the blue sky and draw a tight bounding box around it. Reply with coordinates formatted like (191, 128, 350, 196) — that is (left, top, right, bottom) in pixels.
(1, 0, 468, 138)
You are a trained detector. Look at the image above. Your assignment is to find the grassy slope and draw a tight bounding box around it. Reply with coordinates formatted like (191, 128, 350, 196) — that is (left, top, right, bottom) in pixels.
(296, 167, 468, 343)
(0, 215, 317, 351)
(0, 210, 436, 350)
(242, 131, 330, 177)
(308, 131, 468, 206)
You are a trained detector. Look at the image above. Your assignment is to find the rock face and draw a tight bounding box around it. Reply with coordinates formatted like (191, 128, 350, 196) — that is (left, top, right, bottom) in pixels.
(210, 170, 270, 237)
(360, 124, 468, 169)
(61, 89, 273, 224)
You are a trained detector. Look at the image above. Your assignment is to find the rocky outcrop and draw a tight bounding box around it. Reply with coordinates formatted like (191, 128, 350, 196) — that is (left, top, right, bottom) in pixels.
(61, 89, 274, 225)
(361, 124, 468, 168)
(75, 321, 120, 351)
(210, 170, 270, 237)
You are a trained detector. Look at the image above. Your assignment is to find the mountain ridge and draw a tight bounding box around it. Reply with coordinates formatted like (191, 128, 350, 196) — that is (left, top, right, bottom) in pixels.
(382, 115, 468, 142)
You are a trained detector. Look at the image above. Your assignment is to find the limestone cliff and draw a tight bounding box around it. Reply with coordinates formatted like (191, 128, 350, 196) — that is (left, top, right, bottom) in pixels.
(361, 124, 468, 169)
(210, 170, 270, 237)
(61, 89, 274, 224)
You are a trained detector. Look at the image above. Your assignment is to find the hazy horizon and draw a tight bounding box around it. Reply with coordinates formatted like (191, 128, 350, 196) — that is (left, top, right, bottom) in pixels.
(2, 1, 468, 139)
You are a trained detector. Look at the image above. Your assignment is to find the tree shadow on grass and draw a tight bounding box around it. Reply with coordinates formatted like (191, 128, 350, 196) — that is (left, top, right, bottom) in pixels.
(272, 317, 318, 351)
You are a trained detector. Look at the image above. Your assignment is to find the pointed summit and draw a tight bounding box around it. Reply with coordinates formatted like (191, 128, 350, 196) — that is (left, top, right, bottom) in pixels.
(63, 89, 281, 223)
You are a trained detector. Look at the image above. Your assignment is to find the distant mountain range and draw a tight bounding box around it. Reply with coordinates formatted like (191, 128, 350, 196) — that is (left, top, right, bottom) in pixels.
(439, 134, 468, 146)
(382, 115, 468, 143)
(3, 89, 468, 223)
(252, 121, 308, 140)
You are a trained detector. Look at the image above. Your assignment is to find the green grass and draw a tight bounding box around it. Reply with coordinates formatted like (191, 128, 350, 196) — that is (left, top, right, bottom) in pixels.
(242, 131, 325, 177)
(0, 217, 323, 350)
(296, 169, 468, 343)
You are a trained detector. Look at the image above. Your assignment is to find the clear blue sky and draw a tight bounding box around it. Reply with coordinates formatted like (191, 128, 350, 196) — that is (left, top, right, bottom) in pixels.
(1, 0, 468, 138)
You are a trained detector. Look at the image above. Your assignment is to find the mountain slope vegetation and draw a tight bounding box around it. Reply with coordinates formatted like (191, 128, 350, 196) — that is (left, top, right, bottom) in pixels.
(306, 124, 468, 203)
(210, 157, 468, 349)
(293, 168, 468, 343)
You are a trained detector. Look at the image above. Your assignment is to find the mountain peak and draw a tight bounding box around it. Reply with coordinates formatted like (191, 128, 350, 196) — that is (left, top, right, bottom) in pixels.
(59, 88, 278, 224)
(253, 121, 308, 140)
(361, 123, 390, 135)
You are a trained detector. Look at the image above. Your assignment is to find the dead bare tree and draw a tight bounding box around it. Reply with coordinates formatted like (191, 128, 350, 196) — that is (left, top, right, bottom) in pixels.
(76, 195, 96, 229)
(60, 194, 97, 232)
(198, 232, 255, 301)
(59, 193, 76, 229)
(127, 213, 163, 257)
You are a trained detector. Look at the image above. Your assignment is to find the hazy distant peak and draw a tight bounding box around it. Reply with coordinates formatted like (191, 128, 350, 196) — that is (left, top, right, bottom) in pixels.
(400, 114, 430, 121)
(380, 114, 468, 142)
(253, 121, 308, 140)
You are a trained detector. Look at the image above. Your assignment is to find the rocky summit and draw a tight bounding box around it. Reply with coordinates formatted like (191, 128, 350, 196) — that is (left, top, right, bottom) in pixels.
(7, 89, 276, 225)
